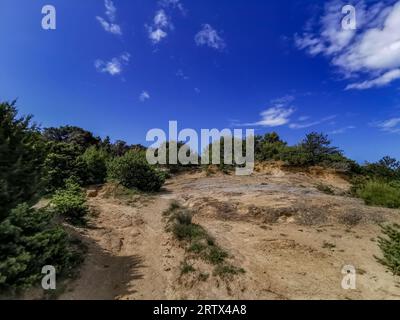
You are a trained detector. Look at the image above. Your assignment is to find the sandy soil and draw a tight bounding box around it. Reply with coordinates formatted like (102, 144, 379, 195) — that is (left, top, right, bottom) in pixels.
(59, 167, 400, 300)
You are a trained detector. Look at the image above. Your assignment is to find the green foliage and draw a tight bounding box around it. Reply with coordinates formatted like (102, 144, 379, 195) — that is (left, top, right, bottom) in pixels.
(43, 126, 100, 151)
(377, 224, 400, 275)
(363, 156, 400, 181)
(107, 151, 165, 192)
(0, 204, 80, 292)
(165, 202, 244, 278)
(213, 264, 245, 279)
(43, 142, 86, 191)
(0, 101, 46, 217)
(255, 132, 287, 161)
(180, 261, 195, 275)
(78, 146, 109, 185)
(356, 180, 400, 209)
(51, 180, 89, 225)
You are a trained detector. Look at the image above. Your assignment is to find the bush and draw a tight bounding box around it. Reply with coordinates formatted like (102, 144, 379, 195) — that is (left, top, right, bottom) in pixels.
(51, 180, 88, 225)
(0, 204, 81, 292)
(376, 224, 400, 275)
(356, 180, 400, 209)
(78, 146, 109, 185)
(107, 151, 165, 192)
(43, 142, 86, 192)
(0, 101, 47, 217)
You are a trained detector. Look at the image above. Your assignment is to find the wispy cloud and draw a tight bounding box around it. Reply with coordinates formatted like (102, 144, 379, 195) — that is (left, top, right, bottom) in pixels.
(244, 95, 338, 130)
(374, 117, 400, 133)
(346, 69, 400, 90)
(328, 126, 356, 135)
(146, 9, 173, 44)
(176, 69, 189, 80)
(245, 96, 296, 127)
(139, 91, 150, 102)
(94, 52, 130, 76)
(289, 115, 337, 129)
(195, 24, 226, 51)
(296, 0, 400, 90)
(96, 0, 122, 35)
(159, 0, 186, 15)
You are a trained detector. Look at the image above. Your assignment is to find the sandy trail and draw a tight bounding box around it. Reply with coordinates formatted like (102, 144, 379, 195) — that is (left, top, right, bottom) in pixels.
(60, 169, 400, 300)
(60, 195, 178, 300)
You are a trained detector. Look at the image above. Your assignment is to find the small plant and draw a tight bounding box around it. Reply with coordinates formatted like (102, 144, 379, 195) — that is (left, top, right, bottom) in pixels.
(51, 180, 89, 225)
(180, 261, 195, 275)
(198, 272, 209, 282)
(322, 241, 336, 250)
(204, 246, 229, 265)
(165, 202, 244, 279)
(376, 224, 400, 275)
(213, 264, 245, 279)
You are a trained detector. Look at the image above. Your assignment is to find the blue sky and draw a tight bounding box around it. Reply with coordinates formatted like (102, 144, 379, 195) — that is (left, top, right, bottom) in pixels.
(1, 0, 400, 162)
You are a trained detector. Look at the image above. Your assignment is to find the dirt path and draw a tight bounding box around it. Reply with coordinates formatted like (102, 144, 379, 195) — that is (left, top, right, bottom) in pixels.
(60, 194, 179, 300)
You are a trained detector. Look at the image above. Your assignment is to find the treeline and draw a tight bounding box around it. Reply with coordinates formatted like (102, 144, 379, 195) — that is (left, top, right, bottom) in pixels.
(1, 101, 400, 292)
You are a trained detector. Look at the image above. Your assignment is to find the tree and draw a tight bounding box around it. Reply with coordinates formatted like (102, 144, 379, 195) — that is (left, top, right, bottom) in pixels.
(43, 126, 101, 151)
(0, 101, 46, 218)
(364, 156, 400, 181)
(43, 142, 86, 191)
(300, 132, 341, 165)
(255, 132, 287, 161)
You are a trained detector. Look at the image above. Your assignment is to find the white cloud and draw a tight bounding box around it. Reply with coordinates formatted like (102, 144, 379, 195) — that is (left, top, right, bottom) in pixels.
(255, 107, 295, 127)
(96, 17, 121, 35)
(346, 69, 400, 90)
(147, 9, 173, 44)
(296, 0, 400, 89)
(97, 0, 122, 35)
(94, 52, 130, 76)
(375, 117, 400, 133)
(139, 91, 151, 102)
(244, 95, 338, 130)
(195, 24, 226, 50)
(329, 126, 356, 135)
(104, 0, 117, 21)
(159, 0, 186, 14)
(289, 115, 337, 129)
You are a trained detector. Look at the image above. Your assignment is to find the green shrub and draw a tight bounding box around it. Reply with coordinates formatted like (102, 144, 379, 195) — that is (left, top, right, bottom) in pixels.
(213, 264, 245, 279)
(0, 101, 47, 217)
(43, 142, 86, 192)
(51, 180, 88, 225)
(356, 180, 400, 209)
(78, 146, 109, 185)
(376, 224, 400, 275)
(0, 204, 81, 292)
(180, 261, 195, 275)
(107, 151, 165, 192)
